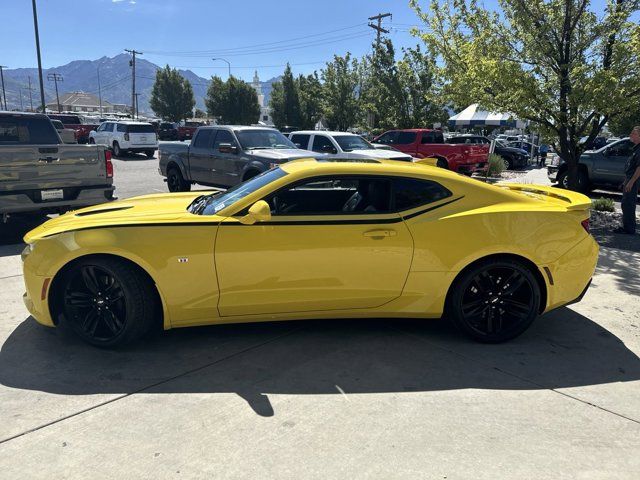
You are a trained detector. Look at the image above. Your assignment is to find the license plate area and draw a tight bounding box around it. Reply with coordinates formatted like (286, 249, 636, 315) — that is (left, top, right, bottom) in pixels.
(41, 189, 64, 201)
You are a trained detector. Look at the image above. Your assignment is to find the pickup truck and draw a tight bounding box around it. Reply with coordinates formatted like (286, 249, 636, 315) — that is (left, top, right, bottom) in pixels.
(47, 114, 98, 144)
(547, 138, 635, 192)
(373, 129, 488, 174)
(289, 130, 413, 162)
(158, 126, 316, 192)
(0, 112, 114, 219)
(178, 121, 205, 141)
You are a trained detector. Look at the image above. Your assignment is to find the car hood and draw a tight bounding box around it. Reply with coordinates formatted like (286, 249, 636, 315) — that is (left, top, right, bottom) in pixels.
(248, 148, 317, 161)
(342, 149, 413, 160)
(24, 191, 223, 242)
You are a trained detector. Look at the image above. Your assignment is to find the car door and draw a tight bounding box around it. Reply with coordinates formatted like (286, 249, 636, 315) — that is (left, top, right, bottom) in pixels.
(310, 134, 338, 157)
(210, 129, 241, 187)
(214, 175, 414, 317)
(592, 140, 634, 184)
(187, 128, 216, 184)
(94, 122, 108, 145)
(290, 133, 311, 150)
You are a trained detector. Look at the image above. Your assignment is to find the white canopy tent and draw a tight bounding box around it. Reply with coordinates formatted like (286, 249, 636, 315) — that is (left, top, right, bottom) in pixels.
(448, 104, 527, 129)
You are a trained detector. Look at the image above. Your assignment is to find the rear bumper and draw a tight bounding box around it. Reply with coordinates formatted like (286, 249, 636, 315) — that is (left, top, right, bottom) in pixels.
(123, 146, 158, 152)
(543, 235, 599, 312)
(0, 186, 115, 215)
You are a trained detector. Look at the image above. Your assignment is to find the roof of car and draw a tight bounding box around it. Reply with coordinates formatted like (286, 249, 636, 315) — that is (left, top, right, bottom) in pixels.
(290, 130, 360, 136)
(109, 121, 153, 125)
(198, 125, 278, 131)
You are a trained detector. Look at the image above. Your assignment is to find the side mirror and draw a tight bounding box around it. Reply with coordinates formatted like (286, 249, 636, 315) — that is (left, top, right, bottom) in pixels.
(239, 200, 271, 225)
(218, 143, 238, 154)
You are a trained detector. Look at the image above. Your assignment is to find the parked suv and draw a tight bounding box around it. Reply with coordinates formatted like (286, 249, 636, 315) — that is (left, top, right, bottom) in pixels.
(89, 121, 158, 158)
(158, 122, 179, 141)
(548, 138, 635, 192)
(0, 112, 114, 218)
(290, 130, 413, 161)
(373, 129, 488, 174)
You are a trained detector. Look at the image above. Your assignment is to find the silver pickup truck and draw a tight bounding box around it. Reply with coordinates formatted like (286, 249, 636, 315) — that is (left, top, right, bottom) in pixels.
(547, 138, 634, 192)
(0, 112, 114, 220)
(158, 126, 316, 191)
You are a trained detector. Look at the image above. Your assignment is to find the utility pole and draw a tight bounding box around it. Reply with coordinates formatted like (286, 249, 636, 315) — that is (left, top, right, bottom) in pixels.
(125, 49, 142, 119)
(32, 0, 46, 112)
(47, 73, 63, 113)
(368, 13, 392, 47)
(134, 93, 141, 119)
(18, 87, 24, 111)
(0, 65, 7, 110)
(27, 76, 34, 111)
(97, 65, 103, 115)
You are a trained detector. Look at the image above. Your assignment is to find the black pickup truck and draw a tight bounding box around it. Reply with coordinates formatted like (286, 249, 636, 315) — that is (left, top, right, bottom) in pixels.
(158, 126, 316, 192)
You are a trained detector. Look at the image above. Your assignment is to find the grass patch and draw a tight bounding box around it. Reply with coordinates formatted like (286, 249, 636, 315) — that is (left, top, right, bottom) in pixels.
(592, 197, 615, 212)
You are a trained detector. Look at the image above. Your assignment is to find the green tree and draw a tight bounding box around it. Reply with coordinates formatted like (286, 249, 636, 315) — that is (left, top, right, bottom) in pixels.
(205, 76, 260, 125)
(269, 64, 301, 128)
(297, 72, 323, 129)
(411, 0, 640, 190)
(149, 65, 195, 121)
(608, 110, 640, 137)
(321, 53, 361, 131)
(193, 108, 206, 118)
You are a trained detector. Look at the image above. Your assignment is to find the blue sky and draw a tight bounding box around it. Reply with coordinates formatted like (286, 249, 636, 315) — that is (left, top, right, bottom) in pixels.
(1, 0, 426, 81)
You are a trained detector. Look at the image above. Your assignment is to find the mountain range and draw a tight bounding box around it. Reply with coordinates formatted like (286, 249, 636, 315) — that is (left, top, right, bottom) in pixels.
(1, 54, 280, 115)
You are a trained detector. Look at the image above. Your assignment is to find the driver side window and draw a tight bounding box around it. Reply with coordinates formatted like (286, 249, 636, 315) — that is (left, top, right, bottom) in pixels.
(607, 140, 633, 157)
(312, 135, 336, 154)
(267, 176, 392, 215)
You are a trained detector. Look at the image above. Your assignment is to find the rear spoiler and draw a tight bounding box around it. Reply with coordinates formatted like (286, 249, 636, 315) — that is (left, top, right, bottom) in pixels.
(498, 183, 592, 212)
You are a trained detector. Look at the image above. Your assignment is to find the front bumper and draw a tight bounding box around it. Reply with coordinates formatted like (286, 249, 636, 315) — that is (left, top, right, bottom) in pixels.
(22, 247, 55, 327)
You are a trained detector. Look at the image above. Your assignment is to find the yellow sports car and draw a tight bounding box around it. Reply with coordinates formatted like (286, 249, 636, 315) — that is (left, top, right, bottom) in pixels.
(22, 159, 598, 347)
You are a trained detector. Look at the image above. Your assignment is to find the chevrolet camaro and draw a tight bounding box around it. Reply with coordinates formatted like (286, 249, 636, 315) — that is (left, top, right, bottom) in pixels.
(22, 159, 598, 347)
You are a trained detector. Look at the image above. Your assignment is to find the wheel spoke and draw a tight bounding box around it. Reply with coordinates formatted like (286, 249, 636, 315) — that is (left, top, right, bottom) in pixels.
(502, 272, 526, 296)
(462, 299, 487, 317)
(81, 310, 100, 335)
(81, 266, 101, 294)
(502, 298, 532, 319)
(66, 291, 93, 308)
(101, 310, 122, 335)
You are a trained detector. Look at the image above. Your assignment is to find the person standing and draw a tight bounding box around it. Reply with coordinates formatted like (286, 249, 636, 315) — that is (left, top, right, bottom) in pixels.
(538, 143, 549, 166)
(614, 126, 640, 234)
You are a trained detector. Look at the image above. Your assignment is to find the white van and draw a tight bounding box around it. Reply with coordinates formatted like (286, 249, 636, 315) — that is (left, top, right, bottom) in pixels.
(90, 121, 158, 158)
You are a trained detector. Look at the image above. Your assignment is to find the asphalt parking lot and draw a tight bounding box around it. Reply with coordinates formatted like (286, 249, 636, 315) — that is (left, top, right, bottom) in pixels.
(1, 152, 639, 478)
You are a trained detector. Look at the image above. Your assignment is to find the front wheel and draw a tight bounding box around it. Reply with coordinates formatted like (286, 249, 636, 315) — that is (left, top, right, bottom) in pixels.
(557, 169, 590, 193)
(55, 257, 158, 348)
(447, 259, 540, 343)
(503, 157, 513, 170)
(167, 167, 191, 192)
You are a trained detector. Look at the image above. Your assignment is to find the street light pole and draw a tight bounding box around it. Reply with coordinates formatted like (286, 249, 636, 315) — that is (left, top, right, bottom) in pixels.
(32, 0, 46, 112)
(27, 76, 34, 111)
(97, 65, 103, 115)
(212, 58, 231, 78)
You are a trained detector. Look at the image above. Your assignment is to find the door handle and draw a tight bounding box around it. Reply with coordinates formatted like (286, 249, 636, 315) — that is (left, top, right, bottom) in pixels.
(363, 229, 396, 238)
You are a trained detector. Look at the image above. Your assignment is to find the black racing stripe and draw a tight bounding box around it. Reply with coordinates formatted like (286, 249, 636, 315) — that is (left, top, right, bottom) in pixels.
(222, 216, 403, 226)
(401, 196, 464, 220)
(42, 222, 217, 237)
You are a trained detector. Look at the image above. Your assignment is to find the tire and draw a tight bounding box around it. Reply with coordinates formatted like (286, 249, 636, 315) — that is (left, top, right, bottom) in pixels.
(503, 157, 513, 170)
(89, 138, 95, 144)
(112, 141, 121, 157)
(145, 150, 155, 158)
(446, 259, 541, 343)
(55, 257, 158, 348)
(436, 158, 448, 169)
(167, 167, 191, 192)
(557, 169, 590, 193)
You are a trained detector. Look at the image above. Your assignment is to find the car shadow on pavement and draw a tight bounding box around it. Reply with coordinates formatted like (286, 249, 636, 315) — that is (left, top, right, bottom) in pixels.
(0, 214, 50, 253)
(1, 308, 638, 417)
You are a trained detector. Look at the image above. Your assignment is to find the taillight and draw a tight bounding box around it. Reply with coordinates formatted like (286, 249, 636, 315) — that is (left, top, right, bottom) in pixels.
(581, 218, 589, 234)
(124, 133, 130, 141)
(105, 150, 113, 178)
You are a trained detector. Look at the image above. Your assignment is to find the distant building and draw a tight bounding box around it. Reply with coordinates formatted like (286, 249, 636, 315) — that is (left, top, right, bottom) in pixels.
(45, 91, 131, 115)
(252, 71, 273, 125)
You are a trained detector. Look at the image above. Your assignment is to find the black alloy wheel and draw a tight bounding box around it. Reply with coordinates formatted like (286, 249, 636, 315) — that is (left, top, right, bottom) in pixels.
(57, 257, 157, 347)
(448, 260, 540, 343)
(167, 167, 191, 192)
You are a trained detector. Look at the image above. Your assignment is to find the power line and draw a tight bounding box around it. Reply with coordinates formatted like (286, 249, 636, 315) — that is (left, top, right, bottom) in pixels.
(143, 22, 367, 56)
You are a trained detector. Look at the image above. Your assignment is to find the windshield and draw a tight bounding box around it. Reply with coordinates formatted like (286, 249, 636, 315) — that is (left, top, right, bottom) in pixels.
(192, 167, 288, 216)
(236, 129, 296, 150)
(334, 135, 373, 151)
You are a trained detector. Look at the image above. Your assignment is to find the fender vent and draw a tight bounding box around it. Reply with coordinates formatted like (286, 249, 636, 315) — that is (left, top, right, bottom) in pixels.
(75, 206, 133, 217)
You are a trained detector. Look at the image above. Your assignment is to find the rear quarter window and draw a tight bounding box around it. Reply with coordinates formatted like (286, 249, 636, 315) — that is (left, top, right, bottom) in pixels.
(0, 117, 59, 145)
(393, 177, 452, 211)
(397, 132, 417, 144)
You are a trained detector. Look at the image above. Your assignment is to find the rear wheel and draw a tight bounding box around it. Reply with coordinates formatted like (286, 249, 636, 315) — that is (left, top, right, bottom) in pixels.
(167, 167, 191, 192)
(56, 257, 158, 348)
(112, 141, 122, 157)
(447, 259, 540, 343)
(557, 169, 590, 193)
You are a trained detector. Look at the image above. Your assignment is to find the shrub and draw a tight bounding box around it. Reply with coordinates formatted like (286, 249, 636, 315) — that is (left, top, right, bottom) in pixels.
(592, 197, 615, 212)
(486, 153, 507, 177)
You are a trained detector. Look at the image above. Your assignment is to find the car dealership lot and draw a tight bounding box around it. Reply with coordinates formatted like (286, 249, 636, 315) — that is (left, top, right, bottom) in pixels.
(1, 155, 639, 478)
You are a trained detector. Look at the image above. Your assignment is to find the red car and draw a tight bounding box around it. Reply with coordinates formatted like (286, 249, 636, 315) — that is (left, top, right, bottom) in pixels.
(47, 114, 98, 144)
(374, 129, 488, 174)
(178, 121, 205, 141)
